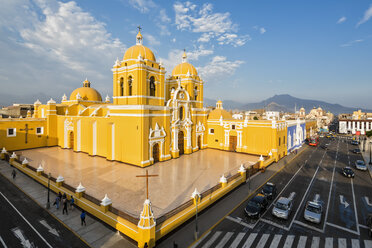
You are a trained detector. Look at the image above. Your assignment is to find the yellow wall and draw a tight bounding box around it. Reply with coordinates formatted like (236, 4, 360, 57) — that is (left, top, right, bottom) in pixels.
(0, 119, 48, 151)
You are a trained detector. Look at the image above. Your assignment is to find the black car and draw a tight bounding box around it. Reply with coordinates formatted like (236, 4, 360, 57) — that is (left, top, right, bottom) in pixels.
(342, 167, 355, 178)
(351, 140, 359, 145)
(244, 195, 267, 219)
(261, 183, 277, 200)
(353, 148, 361, 154)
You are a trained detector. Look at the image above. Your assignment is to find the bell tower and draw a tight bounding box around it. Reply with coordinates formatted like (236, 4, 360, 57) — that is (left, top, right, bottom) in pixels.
(112, 28, 166, 106)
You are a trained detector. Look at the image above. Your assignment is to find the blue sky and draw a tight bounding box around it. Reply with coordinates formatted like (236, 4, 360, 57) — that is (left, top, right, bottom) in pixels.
(0, 0, 372, 109)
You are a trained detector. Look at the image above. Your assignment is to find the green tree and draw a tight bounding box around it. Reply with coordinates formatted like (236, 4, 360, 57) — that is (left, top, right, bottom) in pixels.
(366, 130, 372, 137)
(253, 116, 259, 120)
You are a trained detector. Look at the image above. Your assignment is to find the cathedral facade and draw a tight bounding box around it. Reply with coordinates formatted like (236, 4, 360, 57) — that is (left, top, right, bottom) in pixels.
(1, 30, 289, 166)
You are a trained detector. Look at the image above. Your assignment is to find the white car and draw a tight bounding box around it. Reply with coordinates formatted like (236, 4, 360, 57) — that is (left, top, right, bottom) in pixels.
(272, 192, 295, 220)
(304, 201, 322, 224)
(355, 160, 367, 171)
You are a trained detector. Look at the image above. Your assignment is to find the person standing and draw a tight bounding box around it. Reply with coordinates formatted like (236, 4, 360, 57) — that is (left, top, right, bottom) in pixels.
(80, 210, 86, 226)
(54, 195, 60, 210)
(62, 197, 68, 215)
(70, 196, 75, 210)
(11, 169, 16, 179)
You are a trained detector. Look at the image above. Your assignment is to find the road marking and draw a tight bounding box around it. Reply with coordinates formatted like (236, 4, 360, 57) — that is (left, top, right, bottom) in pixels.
(364, 196, 372, 207)
(326, 222, 359, 235)
(283, 235, 295, 248)
(215, 232, 233, 248)
(225, 216, 255, 228)
(350, 178, 360, 235)
(229, 232, 245, 248)
(189, 231, 211, 248)
(325, 237, 333, 248)
(351, 239, 360, 248)
(293, 220, 324, 233)
(267, 234, 281, 248)
(0, 192, 53, 248)
(339, 195, 349, 208)
(260, 218, 289, 231)
(297, 236, 307, 248)
(338, 238, 346, 248)
(256, 233, 269, 248)
(359, 224, 369, 229)
(12, 228, 32, 248)
(322, 139, 339, 232)
(201, 231, 222, 248)
(364, 240, 372, 248)
(39, 219, 59, 237)
(0, 236, 8, 248)
(310, 236, 320, 248)
(242, 233, 257, 248)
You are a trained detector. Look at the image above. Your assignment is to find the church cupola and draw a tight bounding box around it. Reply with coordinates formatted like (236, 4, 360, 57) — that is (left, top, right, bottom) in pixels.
(216, 100, 223, 109)
(136, 28, 143, 45)
(83, 78, 91, 87)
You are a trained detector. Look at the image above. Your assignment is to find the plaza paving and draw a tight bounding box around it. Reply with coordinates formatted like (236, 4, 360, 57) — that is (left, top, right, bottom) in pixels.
(17, 147, 259, 217)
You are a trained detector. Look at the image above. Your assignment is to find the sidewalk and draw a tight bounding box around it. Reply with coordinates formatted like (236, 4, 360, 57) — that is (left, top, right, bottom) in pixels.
(0, 160, 136, 248)
(360, 137, 372, 179)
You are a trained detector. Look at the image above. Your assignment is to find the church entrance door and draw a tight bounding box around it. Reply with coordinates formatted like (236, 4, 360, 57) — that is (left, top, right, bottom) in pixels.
(153, 143, 160, 163)
(178, 131, 184, 155)
(69, 132, 74, 150)
(229, 135, 237, 152)
(197, 135, 202, 150)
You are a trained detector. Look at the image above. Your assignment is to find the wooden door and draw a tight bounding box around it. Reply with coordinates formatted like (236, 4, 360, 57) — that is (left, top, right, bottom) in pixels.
(178, 131, 184, 155)
(198, 135, 202, 150)
(153, 143, 160, 163)
(69, 132, 74, 150)
(229, 136, 237, 152)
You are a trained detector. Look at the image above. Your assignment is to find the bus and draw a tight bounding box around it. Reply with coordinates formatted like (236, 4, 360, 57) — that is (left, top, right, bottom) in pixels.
(309, 137, 319, 147)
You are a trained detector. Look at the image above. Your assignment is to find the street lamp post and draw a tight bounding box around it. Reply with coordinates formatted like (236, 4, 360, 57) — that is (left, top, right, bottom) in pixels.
(194, 195, 199, 240)
(369, 141, 372, 165)
(363, 137, 366, 152)
(46, 173, 51, 209)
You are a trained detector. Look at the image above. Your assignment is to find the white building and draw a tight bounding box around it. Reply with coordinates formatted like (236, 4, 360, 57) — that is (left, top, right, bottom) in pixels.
(339, 119, 372, 135)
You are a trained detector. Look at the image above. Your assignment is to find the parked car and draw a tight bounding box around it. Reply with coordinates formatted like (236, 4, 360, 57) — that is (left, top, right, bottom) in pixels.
(353, 148, 361, 154)
(251, 193, 268, 208)
(244, 198, 265, 219)
(272, 193, 295, 220)
(342, 167, 355, 178)
(351, 140, 359, 145)
(367, 214, 372, 237)
(304, 201, 322, 224)
(355, 160, 367, 171)
(261, 182, 277, 200)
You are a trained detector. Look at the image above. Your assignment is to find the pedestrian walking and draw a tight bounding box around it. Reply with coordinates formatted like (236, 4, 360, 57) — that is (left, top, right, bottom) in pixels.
(11, 169, 16, 179)
(63, 192, 67, 199)
(173, 241, 178, 248)
(80, 210, 86, 226)
(58, 192, 62, 199)
(144, 243, 148, 248)
(62, 197, 68, 215)
(53, 195, 60, 209)
(70, 195, 75, 210)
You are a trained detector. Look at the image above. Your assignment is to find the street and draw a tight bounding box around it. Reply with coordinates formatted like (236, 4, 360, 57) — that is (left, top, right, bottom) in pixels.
(191, 136, 372, 248)
(0, 173, 90, 248)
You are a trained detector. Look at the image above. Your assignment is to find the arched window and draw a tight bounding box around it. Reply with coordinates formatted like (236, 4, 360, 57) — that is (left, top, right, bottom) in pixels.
(120, 77, 124, 96)
(149, 76, 156, 96)
(194, 86, 198, 100)
(128, 76, 133, 96)
(179, 106, 184, 120)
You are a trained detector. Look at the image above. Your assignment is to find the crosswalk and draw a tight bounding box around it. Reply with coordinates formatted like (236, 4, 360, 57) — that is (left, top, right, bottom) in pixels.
(193, 231, 372, 248)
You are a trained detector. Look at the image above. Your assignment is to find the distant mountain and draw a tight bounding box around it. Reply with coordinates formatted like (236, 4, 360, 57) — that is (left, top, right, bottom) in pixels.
(207, 94, 372, 115)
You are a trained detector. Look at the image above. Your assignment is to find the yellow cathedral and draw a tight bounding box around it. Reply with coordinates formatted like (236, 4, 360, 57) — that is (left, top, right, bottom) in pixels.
(0, 30, 287, 167)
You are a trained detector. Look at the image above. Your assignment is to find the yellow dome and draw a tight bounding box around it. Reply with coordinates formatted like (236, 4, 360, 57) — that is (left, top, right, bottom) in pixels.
(172, 50, 198, 76)
(123, 44, 156, 61)
(69, 79, 102, 102)
(172, 62, 198, 76)
(208, 108, 233, 120)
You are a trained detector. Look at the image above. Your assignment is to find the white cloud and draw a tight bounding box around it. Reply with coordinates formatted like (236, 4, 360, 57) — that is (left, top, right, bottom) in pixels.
(159, 9, 171, 23)
(357, 4, 372, 27)
(198, 56, 244, 82)
(260, 27, 266, 34)
(340, 39, 364, 47)
(143, 33, 160, 46)
(337, 16, 347, 24)
(174, 1, 247, 46)
(0, 0, 125, 99)
(187, 46, 213, 60)
(128, 0, 156, 13)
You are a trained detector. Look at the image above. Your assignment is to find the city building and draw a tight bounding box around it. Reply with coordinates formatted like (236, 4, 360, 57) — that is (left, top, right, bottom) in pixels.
(338, 109, 372, 135)
(286, 119, 306, 152)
